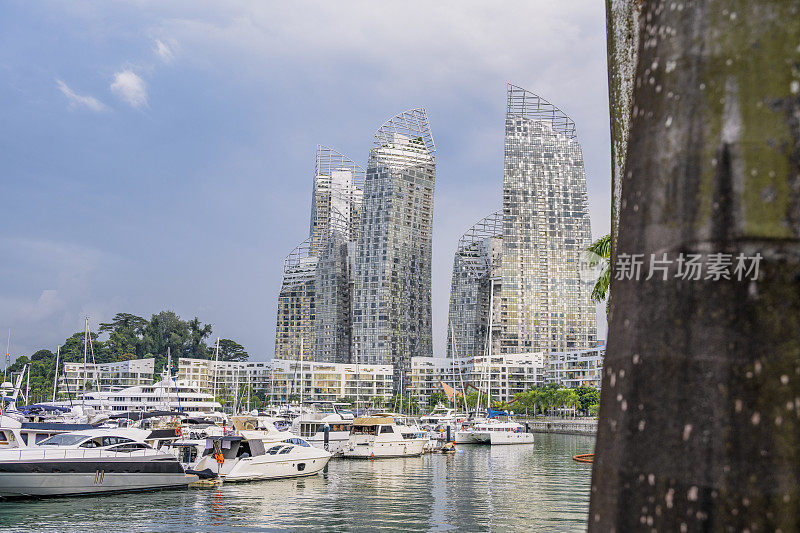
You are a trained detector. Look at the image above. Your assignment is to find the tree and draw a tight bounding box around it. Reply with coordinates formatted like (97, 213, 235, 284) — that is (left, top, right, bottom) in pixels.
(142, 311, 190, 373)
(187, 317, 213, 359)
(99, 313, 147, 361)
(590, 2, 800, 530)
(428, 391, 448, 407)
(587, 234, 611, 304)
(217, 339, 248, 362)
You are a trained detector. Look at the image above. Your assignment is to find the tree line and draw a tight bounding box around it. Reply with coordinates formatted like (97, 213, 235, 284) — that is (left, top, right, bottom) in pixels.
(6, 310, 248, 404)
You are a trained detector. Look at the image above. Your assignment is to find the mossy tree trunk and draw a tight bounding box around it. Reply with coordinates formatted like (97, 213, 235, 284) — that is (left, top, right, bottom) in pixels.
(590, 1, 800, 531)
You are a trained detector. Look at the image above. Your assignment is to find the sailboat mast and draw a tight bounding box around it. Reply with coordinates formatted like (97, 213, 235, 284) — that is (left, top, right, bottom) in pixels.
(212, 337, 219, 402)
(82, 317, 88, 408)
(3, 329, 10, 383)
(52, 346, 60, 402)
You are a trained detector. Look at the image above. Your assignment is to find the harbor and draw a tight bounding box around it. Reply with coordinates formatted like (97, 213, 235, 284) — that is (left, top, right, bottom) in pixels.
(0, 433, 595, 532)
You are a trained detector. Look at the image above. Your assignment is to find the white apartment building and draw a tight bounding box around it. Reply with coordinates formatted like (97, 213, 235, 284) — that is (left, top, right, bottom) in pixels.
(545, 348, 605, 389)
(410, 353, 545, 406)
(176, 358, 394, 405)
(60, 358, 155, 393)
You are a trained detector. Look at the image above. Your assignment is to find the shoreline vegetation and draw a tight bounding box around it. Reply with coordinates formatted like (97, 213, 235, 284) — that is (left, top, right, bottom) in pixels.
(5, 310, 248, 404)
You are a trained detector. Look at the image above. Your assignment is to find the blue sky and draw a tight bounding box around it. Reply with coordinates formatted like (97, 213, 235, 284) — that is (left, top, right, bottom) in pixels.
(1, 1, 610, 362)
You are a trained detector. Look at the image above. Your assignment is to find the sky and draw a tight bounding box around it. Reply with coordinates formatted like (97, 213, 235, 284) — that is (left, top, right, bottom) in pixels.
(0, 1, 611, 363)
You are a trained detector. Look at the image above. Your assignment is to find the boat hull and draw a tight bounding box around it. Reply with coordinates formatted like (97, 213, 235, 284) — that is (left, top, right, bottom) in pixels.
(454, 431, 482, 444)
(342, 439, 426, 458)
(223, 454, 330, 482)
(0, 471, 195, 498)
(488, 432, 534, 445)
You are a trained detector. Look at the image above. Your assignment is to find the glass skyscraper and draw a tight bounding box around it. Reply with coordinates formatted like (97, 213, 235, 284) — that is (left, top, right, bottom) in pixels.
(447, 85, 596, 358)
(352, 109, 436, 386)
(275, 146, 364, 362)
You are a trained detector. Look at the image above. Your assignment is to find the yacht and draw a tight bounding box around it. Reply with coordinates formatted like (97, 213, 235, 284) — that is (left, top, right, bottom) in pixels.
(457, 418, 533, 445)
(420, 404, 458, 426)
(342, 416, 427, 458)
(190, 434, 330, 482)
(291, 403, 354, 455)
(0, 428, 197, 498)
(0, 414, 95, 449)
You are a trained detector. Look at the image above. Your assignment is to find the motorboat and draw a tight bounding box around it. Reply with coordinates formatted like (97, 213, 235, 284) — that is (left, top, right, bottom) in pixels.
(342, 416, 426, 458)
(291, 403, 354, 455)
(0, 428, 197, 498)
(190, 434, 330, 482)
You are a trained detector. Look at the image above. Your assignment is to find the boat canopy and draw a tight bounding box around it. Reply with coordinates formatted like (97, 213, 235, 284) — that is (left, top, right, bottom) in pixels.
(353, 417, 394, 426)
(487, 408, 509, 419)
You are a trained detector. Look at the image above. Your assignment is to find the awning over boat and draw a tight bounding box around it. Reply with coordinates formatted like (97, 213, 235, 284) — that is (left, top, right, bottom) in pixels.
(353, 417, 394, 426)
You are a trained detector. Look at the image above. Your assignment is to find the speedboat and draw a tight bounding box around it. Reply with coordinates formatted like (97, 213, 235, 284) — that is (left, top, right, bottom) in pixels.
(0, 428, 197, 498)
(190, 434, 330, 482)
(342, 416, 426, 458)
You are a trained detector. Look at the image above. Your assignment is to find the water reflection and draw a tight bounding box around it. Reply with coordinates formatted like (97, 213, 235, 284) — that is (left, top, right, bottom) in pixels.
(0, 434, 594, 532)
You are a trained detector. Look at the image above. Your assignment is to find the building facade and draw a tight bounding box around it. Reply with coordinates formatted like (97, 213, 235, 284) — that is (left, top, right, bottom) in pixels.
(275, 146, 364, 363)
(545, 348, 605, 389)
(501, 84, 596, 353)
(353, 109, 436, 388)
(176, 357, 393, 407)
(410, 353, 545, 406)
(446, 85, 597, 361)
(59, 358, 154, 393)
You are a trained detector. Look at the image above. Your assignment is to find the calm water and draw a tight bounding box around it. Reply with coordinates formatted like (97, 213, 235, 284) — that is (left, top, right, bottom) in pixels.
(0, 434, 594, 532)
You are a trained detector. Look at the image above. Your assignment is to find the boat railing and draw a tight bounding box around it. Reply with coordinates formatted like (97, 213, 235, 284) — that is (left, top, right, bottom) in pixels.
(2, 447, 170, 461)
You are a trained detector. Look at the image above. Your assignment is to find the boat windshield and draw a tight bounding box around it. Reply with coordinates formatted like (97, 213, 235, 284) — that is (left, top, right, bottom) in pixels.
(37, 434, 90, 447)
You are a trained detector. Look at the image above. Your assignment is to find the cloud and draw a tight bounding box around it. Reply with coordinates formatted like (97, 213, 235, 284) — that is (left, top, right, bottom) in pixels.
(55, 79, 108, 112)
(110, 70, 147, 108)
(154, 39, 174, 63)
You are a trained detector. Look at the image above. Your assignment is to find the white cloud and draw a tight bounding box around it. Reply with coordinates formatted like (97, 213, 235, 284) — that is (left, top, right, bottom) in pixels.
(154, 39, 174, 63)
(110, 70, 147, 108)
(56, 79, 108, 112)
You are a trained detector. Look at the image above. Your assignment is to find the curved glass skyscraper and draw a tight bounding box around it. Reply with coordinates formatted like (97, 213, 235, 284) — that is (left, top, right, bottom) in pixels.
(352, 109, 436, 385)
(275, 146, 364, 362)
(447, 85, 596, 358)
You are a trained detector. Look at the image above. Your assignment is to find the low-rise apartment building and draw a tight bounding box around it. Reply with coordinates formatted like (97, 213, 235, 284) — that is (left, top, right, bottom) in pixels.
(60, 358, 155, 393)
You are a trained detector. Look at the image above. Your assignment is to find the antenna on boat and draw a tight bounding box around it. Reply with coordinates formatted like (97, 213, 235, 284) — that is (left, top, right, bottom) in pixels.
(82, 317, 89, 409)
(52, 346, 60, 402)
(212, 337, 219, 403)
(3, 329, 10, 383)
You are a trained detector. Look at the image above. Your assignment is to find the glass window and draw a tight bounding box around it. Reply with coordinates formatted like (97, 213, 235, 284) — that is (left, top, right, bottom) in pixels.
(38, 434, 91, 447)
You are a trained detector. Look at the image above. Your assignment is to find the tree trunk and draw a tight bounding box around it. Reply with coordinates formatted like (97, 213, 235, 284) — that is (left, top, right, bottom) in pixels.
(591, 1, 800, 531)
(606, 0, 641, 252)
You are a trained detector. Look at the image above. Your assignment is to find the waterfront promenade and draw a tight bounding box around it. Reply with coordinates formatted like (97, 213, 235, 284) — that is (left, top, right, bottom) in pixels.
(520, 418, 598, 436)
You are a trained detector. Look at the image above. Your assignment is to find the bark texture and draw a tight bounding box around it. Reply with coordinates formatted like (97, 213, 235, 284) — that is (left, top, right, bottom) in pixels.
(607, 0, 641, 250)
(590, 1, 800, 531)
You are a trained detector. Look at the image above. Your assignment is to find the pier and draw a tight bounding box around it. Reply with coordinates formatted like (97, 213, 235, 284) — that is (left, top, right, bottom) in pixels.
(521, 418, 597, 436)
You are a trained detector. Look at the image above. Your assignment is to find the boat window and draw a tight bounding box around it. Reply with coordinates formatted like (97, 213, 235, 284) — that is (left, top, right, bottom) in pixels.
(102, 436, 134, 447)
(351, 425, 377, 436)
(267, 445, 284, 455)
(80, 438, 105, 448)
(109, 443, 150, 453)
(379, 425, 394, 434)
(278, 446, 293, 454)
(282, 438, 310, 447)
(38, 434, 91, 447)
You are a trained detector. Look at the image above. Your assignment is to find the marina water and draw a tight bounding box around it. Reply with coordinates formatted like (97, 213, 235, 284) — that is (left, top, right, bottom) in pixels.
(0, 434, 594, 532)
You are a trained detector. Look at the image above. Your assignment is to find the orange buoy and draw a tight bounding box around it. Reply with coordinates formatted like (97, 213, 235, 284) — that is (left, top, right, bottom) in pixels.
(573, 453, 594, 463)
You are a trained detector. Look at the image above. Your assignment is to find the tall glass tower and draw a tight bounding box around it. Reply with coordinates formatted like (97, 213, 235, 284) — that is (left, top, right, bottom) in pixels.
(501, 84, 596, 353)
(352, 109, 436, 386)
(446, 85, 596, 358)
(275, 146, 364, 362)
(447, 211, 503, 359)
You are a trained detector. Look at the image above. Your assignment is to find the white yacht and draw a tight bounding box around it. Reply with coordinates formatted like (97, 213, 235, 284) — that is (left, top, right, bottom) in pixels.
(420, 404, 458, 426)
(343, 416, 427, 458)
(291, 404, 354, 455)
(190, 434, 330, 482)
(47, 376, 224, 417)
(0, 414, 96, 449)
(456, 418, 533, 445)
(0, 428, 197, 498)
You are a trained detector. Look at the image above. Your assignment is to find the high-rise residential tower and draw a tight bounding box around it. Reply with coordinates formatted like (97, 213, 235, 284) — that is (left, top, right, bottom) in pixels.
(275, 146, 364, 362)
(447, 85, 596, 358)
(352, 109, 436, 386)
